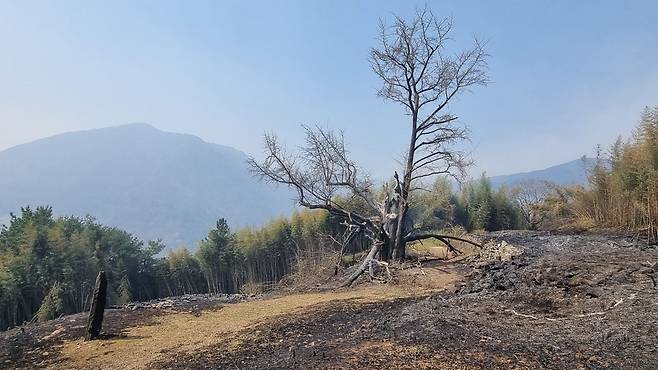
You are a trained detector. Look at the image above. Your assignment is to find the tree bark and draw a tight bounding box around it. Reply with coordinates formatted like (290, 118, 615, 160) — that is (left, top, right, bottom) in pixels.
(393, 106, 418, 261)
(341, 239, 384, 287)
(392, 184, 410, 260)
(85, 270, 107, 340)
(380, 192, 398, 261)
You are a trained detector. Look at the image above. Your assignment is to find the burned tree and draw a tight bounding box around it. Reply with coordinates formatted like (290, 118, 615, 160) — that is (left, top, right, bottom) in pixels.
(249, 9, 487, 285)
(370, 8, 488, 259)
(85, 270, 107, 340)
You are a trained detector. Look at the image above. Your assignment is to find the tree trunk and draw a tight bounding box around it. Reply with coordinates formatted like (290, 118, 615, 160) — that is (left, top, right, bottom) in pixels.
(341, 240, 383, 287)
(380, 193, 398, 261)
(85, 271, 107, 340)
(393, 107, 417, 261)
(392, 198, 409, 260)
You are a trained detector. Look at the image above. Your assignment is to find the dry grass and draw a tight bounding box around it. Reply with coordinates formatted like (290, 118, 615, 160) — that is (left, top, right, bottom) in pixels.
(56, 285, 433, 370)
(54, 241, 471, 370)
(277, 249, 342, 292)
(394, 260, 467, 290)
(407, 236, 480, 261)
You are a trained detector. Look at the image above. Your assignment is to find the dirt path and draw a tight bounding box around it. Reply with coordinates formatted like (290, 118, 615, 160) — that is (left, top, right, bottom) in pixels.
(54, 261, 464, 370)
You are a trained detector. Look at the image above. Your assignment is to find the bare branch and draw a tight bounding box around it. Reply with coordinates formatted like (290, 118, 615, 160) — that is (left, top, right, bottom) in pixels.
(403, 232, 483, 250)
(370, 8, 488, 187)
(249, 127, 382, 233)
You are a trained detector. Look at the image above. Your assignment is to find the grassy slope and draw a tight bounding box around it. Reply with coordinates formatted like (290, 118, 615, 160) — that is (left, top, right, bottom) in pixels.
(57, 262, 464, 370)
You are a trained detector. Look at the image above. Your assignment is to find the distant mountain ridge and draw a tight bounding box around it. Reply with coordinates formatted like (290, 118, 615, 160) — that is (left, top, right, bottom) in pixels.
(488, 157, 594, 189)
(0, 124, 295, 248)
(0, 124, 594, 247)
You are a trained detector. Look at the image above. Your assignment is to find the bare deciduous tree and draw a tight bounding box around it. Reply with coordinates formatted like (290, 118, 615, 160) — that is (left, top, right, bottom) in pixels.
(512, 180, 552, 230)
(249, 8, 487, 286)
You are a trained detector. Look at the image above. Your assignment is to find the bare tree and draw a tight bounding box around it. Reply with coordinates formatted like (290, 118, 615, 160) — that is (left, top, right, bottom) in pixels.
(512, 180, 552, 230)
(249, 8, 487, 286)
(370, 8, 488, 259)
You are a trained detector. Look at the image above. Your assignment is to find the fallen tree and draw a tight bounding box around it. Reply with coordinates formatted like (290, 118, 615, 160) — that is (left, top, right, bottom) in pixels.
(249, 8, 487, 286)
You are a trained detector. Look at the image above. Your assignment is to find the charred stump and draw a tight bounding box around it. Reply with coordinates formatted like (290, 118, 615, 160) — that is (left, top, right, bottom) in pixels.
(85, 270, 107, 340)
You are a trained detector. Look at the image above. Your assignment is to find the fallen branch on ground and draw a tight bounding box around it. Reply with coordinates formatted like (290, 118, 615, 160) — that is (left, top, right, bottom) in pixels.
(505, 309, 557, 321)
(415, 260, 427, 276)
(340, 241, 382, 287)
(505, 296, 631, 322)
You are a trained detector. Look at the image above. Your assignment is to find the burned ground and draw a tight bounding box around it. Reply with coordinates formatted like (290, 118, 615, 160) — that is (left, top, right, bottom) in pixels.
(153, 232, 658, 369)
(0, 306, 161, 369)
(0, 294, 248, 369)
(1, 231, 657, 369)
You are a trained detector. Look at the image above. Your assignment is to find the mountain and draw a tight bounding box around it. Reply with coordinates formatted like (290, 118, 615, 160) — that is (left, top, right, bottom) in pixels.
(488, 157, 594, 189)
(0, 124, 295, 248)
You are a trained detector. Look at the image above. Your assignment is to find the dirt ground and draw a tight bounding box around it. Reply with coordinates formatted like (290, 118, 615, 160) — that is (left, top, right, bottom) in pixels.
(1, 231, 657, 369)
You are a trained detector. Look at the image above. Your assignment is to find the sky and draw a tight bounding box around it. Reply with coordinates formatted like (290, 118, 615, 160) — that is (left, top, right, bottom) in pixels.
(1, 0, 657, 178)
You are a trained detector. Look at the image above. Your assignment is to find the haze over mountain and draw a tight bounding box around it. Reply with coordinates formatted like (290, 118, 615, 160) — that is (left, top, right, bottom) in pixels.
(0, 123, 595, 248)
(488, 157, 594, 189)
(0, 124, 295, 248)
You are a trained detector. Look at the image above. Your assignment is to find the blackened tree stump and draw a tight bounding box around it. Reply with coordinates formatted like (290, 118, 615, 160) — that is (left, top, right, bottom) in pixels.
(85, 270, 107, 340)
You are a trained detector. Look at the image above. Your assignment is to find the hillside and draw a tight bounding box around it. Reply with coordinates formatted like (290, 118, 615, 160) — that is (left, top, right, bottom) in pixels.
(488, 157, 594, 189)
(2, 232, 656, 369)
(0, 124, 294, 248)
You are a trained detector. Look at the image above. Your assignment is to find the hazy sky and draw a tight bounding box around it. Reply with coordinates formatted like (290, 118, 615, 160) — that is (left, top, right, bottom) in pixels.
(1, 1, 657, 178)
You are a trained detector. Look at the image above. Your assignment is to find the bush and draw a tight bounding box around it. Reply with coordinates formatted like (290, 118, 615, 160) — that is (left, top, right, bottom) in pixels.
(36, 282, 64, 322)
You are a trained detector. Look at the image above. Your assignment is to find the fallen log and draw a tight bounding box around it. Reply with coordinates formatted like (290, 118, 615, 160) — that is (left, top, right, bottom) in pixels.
(340, 242, 382, 287)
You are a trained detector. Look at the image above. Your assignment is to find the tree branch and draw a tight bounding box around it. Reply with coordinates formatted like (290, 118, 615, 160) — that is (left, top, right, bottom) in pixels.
(403, 232, 483, 249)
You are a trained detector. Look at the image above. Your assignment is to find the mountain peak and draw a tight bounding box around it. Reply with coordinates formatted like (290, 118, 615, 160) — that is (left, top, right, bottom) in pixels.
(0, 125, 294, 248)
(116, 122, 158, 130)
(81, 122, 162, 136)
(489, 157, 593, 189)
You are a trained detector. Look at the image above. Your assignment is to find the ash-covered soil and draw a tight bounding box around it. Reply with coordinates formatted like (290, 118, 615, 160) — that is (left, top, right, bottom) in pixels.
(153, 231, 658, 369)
